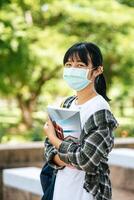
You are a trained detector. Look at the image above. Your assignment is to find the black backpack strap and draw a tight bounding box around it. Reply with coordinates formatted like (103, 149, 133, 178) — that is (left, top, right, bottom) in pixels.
(60, 95, 76, 108)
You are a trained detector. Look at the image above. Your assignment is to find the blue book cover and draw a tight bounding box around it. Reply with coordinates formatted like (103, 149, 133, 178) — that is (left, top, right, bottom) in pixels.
(47, 106, 81, 140)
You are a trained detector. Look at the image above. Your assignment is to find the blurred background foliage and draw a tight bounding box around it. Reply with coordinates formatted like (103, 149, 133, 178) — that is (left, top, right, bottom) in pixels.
(0, 0, 134, 143)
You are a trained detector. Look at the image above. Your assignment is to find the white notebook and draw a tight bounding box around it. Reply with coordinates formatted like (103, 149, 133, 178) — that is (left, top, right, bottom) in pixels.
(47, 105, 81, 139)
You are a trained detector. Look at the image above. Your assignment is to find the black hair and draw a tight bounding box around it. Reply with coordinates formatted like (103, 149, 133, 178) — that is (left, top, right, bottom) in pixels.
(63, 42, 110, 102)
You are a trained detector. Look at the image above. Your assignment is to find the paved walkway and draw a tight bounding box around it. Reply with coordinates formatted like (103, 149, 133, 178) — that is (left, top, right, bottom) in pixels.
(113, 187, 134, 200)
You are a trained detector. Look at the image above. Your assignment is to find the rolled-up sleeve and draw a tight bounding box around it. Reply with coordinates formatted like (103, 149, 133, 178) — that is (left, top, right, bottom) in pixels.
(58, 109, 119, 173)
(44, 137, 64, 169)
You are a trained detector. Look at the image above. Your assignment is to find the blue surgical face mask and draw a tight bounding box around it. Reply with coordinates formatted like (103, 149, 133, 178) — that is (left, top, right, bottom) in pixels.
(63, 67, 92, 91)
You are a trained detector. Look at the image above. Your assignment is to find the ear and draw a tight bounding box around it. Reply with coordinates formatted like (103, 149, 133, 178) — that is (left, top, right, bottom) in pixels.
(94, 66, 103, 78)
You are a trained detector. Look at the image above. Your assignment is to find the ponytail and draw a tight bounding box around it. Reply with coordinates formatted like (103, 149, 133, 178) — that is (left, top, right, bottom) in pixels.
(95, 73, 111, 102)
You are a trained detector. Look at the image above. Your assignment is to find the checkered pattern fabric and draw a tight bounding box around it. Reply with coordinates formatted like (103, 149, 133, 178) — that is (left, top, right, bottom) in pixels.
(44, 96, 119, 200)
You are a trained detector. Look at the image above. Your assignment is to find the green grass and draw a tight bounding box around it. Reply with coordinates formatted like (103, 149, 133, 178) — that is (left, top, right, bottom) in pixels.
(0, 107, 134, 144)
(115, 116, 134, 137)
(0, 124, 44, 144)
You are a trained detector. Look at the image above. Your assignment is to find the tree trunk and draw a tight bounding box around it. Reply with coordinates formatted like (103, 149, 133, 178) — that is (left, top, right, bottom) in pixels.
(20, 104, 33, 128)
(16, 66, 61, 128)
(17, 95, 36, 128)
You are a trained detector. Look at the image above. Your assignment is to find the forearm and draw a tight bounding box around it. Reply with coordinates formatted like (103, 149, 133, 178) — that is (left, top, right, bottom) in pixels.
(53, 154, 66, 167)
(53, 154, 76, 169)
(48, 136, 77, 168)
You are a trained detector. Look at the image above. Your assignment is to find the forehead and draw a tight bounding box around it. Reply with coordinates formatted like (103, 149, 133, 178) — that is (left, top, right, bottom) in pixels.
(67, 53, 91, 63)
(68, 54, 81, 62)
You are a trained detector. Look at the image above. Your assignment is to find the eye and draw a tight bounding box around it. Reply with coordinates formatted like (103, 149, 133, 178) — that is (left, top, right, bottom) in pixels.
(65, 62, 72, 67)
(77, 63, 86, 67)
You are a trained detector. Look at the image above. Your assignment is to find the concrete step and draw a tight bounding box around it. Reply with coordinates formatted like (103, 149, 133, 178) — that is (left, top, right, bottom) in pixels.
(113, 187, 134, 200)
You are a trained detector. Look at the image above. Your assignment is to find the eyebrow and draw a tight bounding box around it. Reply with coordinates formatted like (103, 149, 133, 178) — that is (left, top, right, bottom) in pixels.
(67, 59, 84, 62)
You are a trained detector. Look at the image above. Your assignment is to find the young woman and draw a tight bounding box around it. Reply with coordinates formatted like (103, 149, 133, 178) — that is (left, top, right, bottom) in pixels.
(43, 42, 118, 200)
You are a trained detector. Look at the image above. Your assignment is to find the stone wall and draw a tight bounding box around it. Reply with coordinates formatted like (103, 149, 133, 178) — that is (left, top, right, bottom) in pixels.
(0, 142, 44, 200)
(3, 165, 134, 200)
(110, 165, 134, 192)
(114, 138, 134, 148)
(0, 138, 134, 200)
(110, 165, 134, 200)
(3, 186, 40, 200)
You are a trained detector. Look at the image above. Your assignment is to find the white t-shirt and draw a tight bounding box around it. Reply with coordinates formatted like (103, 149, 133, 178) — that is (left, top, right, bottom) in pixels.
(53, 94, 110, 200)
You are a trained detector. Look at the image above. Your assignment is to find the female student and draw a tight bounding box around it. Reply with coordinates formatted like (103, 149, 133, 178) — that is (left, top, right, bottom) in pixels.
(43, 42, 118, 200)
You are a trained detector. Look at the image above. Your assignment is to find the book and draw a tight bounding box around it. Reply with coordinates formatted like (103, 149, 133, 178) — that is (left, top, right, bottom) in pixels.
(47, 105, 81, 141)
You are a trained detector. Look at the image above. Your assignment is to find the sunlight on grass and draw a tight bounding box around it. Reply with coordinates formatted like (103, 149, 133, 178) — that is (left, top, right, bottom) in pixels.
(118, 117, 134, 125)
(1, 135, 26, 144)
(0, 116, 20, 124)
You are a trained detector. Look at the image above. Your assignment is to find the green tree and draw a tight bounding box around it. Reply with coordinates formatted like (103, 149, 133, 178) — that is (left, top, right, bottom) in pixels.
(0, 0, 133, 127)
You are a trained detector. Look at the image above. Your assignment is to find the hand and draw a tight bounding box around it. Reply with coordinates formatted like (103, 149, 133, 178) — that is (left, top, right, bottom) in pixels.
(43, 116, 63, 149)
(43, 116, 56, 138)
(66, 164, 76, 169)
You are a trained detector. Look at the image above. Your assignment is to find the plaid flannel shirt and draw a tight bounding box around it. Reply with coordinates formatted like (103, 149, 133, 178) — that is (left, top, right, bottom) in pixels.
(44, 96, 119, 200)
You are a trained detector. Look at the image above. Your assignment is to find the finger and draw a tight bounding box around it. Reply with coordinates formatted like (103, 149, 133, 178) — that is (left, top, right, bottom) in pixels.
(48, 117, 52, 124)
(44, 122, 49, 129)
(46, 116, 49, 122)
(48, 118, 53, 126)
(45, 122, 49, 126)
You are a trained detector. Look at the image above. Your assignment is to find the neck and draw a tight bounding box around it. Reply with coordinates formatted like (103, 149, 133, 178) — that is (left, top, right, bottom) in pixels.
(75, 85, 98, 105)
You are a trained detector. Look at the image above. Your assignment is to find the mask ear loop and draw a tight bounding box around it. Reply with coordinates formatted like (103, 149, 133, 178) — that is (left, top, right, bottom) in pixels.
(96, 66, 104, 79)
(86, 68, 90, 78)
(94, 66, 104, 84)
(86, 68, 95, 82)
(100, 66, 104, 73)
(86, 68, 91, 82)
